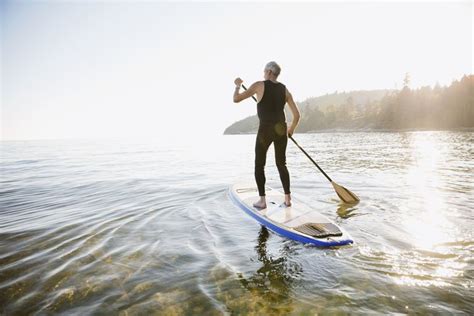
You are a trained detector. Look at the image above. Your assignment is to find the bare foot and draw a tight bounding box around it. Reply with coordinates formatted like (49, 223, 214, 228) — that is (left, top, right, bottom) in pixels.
(283, 201, 292, 207)
(253, 200, 267, 209)
(284, 194, 291, 207)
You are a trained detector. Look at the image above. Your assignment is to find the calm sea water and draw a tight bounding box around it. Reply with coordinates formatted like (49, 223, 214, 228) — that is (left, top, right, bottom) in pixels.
(1, 131, 473, 315)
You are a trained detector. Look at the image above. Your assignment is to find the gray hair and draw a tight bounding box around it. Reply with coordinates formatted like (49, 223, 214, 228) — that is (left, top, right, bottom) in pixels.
(264, 61, 281, 77)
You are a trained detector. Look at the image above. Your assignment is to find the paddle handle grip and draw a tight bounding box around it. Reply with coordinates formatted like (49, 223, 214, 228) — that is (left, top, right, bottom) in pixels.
(241, 84, 333, 183)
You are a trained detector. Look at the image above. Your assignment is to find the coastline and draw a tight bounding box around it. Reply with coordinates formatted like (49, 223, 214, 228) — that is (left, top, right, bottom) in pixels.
(223, 127, 474, 135)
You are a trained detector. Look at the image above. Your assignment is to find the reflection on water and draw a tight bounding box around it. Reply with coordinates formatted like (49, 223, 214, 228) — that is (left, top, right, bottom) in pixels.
(403, 132, 451, 249)
(0, 131, 473, 314)
(336, 203, 360, 219)
(236, 227, 302, 314)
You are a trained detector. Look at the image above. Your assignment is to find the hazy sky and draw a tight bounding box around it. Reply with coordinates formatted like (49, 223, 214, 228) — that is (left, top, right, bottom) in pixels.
(1, 1, 472, 141)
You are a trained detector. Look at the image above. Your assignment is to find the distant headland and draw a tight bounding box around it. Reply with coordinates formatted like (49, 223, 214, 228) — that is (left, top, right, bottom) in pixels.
(224, 75, 473, 134)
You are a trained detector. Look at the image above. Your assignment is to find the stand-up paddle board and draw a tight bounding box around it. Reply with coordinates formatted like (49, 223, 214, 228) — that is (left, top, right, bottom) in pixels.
(229, 184, 353, 247)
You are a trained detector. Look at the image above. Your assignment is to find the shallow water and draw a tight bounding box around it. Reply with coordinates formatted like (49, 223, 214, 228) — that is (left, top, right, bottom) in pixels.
(1, 131, 473, 314)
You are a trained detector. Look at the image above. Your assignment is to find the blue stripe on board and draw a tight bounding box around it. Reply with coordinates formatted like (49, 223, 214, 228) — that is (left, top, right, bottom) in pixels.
(228, 187, 353, 247)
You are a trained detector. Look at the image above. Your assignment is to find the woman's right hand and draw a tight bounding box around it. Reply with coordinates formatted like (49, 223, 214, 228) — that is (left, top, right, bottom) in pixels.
(234, 77, 243, 87)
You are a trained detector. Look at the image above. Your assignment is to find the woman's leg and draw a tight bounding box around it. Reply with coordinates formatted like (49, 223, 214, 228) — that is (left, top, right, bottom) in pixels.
(255, 125, 272, 198)
(274, 131, 291, 201)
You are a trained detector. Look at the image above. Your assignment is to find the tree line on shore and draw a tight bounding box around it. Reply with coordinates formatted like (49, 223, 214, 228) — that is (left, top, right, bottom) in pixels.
(224, 74, 473, 134)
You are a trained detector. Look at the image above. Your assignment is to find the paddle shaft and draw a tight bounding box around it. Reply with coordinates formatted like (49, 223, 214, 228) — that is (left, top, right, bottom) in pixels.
(288, 136, 333, 182)
(241, 84, 333, 183)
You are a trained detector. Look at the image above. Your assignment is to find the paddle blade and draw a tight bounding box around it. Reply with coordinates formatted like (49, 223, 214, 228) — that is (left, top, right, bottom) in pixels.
(331, 181, 360, 204)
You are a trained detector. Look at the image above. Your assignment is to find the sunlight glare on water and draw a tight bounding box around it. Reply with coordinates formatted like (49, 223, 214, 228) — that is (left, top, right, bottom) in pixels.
(404, 132, 452, 249)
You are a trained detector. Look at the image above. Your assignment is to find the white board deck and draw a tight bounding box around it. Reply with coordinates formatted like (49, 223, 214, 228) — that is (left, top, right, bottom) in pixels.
(229, 183, 353, 247)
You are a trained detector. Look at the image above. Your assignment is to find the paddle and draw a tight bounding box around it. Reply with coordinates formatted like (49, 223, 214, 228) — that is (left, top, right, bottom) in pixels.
(241, 84, 360, 204)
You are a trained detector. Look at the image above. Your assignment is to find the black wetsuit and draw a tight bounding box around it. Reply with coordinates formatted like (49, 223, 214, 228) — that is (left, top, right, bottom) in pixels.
(255, 80, 290, 196)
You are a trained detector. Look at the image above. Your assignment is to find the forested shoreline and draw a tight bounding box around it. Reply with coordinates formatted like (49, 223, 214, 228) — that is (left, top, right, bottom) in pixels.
(224, 75, 473, 134)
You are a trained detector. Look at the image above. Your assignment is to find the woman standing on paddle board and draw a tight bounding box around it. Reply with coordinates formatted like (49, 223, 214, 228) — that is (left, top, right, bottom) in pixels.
(233, 61, 301, 209)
